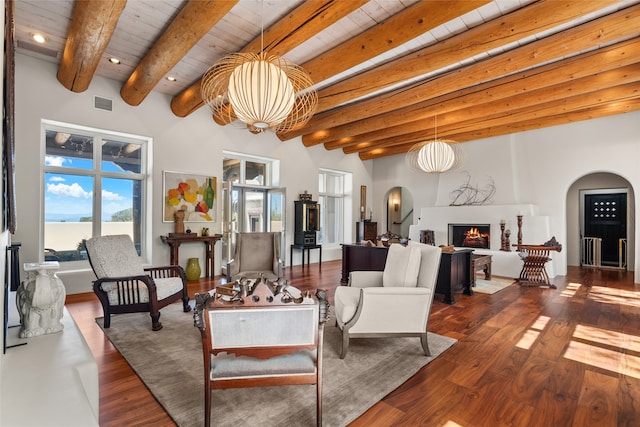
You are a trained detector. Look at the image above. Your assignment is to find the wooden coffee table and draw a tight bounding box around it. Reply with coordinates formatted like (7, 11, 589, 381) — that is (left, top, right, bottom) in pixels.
(471, 254, 492, 287)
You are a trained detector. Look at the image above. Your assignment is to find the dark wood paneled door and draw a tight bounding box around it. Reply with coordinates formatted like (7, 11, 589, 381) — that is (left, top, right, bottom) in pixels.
(583, 192, 627, 267)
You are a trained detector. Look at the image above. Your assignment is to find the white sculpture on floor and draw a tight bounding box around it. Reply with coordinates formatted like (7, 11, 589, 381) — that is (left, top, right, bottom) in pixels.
(16, 262, 66, 338)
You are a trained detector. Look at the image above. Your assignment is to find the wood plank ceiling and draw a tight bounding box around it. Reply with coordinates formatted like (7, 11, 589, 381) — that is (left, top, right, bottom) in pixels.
(13, 0, 640, 160)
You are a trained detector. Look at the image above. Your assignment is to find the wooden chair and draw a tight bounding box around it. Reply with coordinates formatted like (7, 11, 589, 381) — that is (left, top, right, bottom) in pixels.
(194, 279, 330, 427)
(84, 234, 191, 331)
(514, 237, 562, 288)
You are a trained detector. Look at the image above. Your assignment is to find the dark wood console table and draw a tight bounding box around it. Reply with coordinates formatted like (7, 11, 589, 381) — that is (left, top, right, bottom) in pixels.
(160, 234, 222, 278)
(341, 244, 474, 304)
(340, 243, 390, 284)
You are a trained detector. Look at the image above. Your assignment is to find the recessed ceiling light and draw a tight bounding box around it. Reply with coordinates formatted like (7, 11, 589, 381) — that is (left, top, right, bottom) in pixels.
(108, 57, 121, 64)
(31, 33, 46, 44)
(166, 76, 176, 82)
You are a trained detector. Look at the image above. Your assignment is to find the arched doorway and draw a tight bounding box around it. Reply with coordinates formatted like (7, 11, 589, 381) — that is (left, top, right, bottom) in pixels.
(385, 187, 413, 238)
(566, 172, 635, 271)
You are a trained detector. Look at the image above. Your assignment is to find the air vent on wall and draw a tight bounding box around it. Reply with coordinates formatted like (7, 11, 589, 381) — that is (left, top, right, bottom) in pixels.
(94, 96, 113, 112)
(16, 40, 60, 59)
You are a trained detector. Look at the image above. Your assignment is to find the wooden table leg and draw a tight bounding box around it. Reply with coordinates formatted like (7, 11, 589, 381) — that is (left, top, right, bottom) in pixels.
(170, 244, 180, 267)
(204, 241, 213, 278)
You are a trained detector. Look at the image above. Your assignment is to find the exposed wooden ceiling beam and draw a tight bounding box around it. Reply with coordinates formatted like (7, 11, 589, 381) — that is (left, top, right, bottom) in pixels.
(242, 0, 368, 57)
(344, 68, 640, 155)
(447, 83, 640, 135)
(202, 0, 489, 127)
(314, 0, 619, 114)
(444, 99, 640, 143)
(360, 98, 640, 160)
(57, 0, 127, 93)
(322, 40, 640, 151)
(360, 75, 640, 151)
(42, 0, 640, 162)
(358, 85, 640, 160)
(169, 0, 367, 117)
(301, 0, 490, 84)
(120, 0, 238, 106)
(342, 63, 640, 154)
(280, 3, 640, 141)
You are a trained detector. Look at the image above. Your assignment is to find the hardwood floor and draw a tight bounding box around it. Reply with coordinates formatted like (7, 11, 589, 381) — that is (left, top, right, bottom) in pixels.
(66, 262, 640, 426)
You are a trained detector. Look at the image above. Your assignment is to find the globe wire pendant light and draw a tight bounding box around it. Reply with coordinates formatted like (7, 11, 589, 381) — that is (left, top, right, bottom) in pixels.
(201, 2, 317, 134)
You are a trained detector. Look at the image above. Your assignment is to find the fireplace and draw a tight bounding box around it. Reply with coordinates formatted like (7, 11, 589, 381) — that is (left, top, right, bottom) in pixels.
(448, 224, 490, 249)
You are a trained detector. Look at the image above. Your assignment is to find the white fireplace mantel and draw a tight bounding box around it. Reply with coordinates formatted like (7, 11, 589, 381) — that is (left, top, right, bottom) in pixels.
(409, 204, 559, 279)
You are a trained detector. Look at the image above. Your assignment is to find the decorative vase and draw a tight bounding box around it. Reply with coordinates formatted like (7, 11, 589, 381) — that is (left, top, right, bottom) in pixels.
(203, 178, 215, 212)
(185, 257, 201, 281)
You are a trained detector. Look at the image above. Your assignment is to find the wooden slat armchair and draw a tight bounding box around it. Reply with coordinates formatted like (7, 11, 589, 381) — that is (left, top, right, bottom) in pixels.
(514, 236, 562, 288)
(84, 234, 191, 331)
(194, 279, 330, 427)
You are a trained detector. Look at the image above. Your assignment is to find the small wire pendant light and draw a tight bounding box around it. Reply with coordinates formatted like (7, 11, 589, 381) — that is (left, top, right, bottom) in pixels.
(406, 116, 461, 173)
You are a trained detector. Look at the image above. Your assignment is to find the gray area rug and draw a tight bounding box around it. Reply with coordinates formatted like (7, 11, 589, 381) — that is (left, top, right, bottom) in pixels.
(99, 303, 456, 427)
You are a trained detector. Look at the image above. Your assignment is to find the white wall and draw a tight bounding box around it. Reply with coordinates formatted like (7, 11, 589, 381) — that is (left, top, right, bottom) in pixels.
(10, 52, 640, 293)
(12, 53, 373, 293)
(372, 111, 640, 282)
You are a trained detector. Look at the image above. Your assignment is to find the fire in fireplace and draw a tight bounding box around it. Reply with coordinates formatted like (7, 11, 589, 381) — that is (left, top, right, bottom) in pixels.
(448, 224, 490, 249)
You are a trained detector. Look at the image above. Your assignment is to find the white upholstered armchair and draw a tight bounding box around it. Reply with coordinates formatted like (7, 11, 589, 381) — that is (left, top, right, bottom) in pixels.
(334, 242, 442, 358)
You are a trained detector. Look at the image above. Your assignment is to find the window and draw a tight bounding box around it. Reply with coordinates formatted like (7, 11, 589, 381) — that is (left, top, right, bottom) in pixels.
(318, 169, 347, 244)
(42, 120, 150, 264)
(222, 153, 272, 186)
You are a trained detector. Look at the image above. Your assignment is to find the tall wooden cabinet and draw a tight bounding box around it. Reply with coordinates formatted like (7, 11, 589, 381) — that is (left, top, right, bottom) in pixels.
(294, 200, 320, 245)
(355, 221, 377, 243)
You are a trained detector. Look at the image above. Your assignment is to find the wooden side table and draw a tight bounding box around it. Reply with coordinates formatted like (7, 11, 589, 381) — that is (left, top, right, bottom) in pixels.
(160, 234, 222, 278)
(471, 254, 492, 287)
